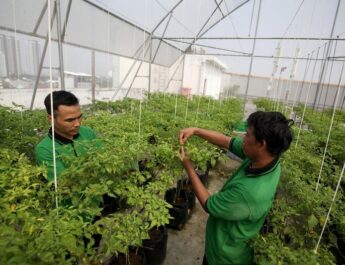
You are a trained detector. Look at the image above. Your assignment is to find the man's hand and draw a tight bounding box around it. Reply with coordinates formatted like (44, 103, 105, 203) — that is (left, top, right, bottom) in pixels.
(178, 146, 187, 161)
(179, 127, 197, 145)
(178, 146, 193, 168)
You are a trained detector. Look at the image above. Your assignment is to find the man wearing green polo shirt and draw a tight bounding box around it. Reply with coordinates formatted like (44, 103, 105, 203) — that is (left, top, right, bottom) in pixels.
(35, 91, 97, 181)
(178, 111, 293, 265)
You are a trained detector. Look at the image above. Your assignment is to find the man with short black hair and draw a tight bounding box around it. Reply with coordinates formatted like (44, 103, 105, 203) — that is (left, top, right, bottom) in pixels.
(178, 111, 293, 265)
(35, 91, 97, 181)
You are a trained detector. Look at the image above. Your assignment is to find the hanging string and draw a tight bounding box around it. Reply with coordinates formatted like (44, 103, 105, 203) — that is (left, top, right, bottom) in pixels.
(107, 10, 110, 90)
(281, 0, 305, 38)
(184, 93, 189, 122)
(138, 0, 148, 151)
(207, 96, 211, 114)
(274, 65, 286, 112)
(314, 42, 329, 109)
(294, 49, 318, 149)
(267, 43, 281, 107)
(174, 93, 178, 119)
(321, 40, 338, 112)
(315, 58, 345, 191)
(315, 162, 345, 253)
(174, 8, 186, 120)
(12, 0, 20, 80)
(248, 0, 256, 37)
(291, 53, 311, 111)
(196, 94, 201, 123)
(196, 57, 205, 122)
(282, 46, 301, 115)
(46, 0, 59, 213)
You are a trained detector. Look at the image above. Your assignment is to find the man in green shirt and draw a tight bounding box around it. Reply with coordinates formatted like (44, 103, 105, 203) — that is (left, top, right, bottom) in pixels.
(178, 111, 293, 265)
(35, 91, 97, 181)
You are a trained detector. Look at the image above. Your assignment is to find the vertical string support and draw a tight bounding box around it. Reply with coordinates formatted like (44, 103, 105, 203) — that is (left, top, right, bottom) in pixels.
(291, 53, 311, 111)
(315, 162, 345, 253)
(315, 58, 345, 191)
(47, 0, 59, 214)
(294, 49, 319, 149)
(174, 93, 178, 119)
(184, 95, 189, 123)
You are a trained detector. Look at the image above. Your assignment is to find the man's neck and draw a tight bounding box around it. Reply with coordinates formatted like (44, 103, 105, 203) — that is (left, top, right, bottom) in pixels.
(251, 155, 277, 169)
(52, 128, 74, 141)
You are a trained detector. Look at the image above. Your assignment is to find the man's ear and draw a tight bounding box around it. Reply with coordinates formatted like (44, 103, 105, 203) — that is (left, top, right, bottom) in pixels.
(257, 139, 266, 149)
(47, 115, 52, 123)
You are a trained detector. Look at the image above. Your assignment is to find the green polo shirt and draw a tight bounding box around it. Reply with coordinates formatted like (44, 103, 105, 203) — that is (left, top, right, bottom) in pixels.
(205, 137, 281, 265)
(35, 126, 97, 181)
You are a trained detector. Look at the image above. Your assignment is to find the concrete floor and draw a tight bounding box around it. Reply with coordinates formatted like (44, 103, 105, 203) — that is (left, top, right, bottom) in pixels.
(161, 157, 241, 265)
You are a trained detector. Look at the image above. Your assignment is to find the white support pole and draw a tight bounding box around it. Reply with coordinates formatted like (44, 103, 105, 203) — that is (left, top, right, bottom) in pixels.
(315, 162, 345, 252)
(315, 58, 345, 191)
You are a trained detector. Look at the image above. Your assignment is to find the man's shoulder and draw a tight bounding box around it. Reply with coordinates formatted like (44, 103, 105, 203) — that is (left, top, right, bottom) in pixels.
(35, 135, 53, 163)
(35, 135, 52, 150)
(78, 126, 96, 137)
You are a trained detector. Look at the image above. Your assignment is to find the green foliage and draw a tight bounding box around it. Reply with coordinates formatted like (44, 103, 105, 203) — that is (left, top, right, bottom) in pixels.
(0, 93, 243, 263)
(250, 98, 344, 264)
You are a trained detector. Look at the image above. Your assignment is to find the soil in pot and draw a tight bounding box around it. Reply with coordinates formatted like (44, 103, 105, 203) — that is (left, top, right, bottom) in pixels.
(110, 248, 146, 265)
(177, 178, 195, 210)
(143, 226, 168, 265)
(165, 188, 189, 230)
(195, 169, 208, 187)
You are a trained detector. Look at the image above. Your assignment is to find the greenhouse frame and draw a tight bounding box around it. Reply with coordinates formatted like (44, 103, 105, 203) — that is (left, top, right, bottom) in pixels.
(0, 0, 344, 264)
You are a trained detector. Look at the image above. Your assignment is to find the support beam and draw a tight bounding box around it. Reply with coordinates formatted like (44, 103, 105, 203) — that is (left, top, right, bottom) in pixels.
(56, 0, 65, 90)
(153, 36, 345, 41)
(311, 0, 341, 109)
(61, 0, 72, 42)
(33, 1, 48, 34)
(243, 0, 262, 114)
(152, 13, 173, 63)
(30, 4, 57, 110)
(163, 54, 185, 92)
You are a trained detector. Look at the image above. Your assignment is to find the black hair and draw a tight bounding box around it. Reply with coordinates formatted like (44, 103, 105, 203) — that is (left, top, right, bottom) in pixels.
(247, 111, 293, 156)
(44, 91, 79, 116)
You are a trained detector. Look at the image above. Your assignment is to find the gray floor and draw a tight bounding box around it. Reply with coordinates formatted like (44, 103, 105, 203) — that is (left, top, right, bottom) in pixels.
(161, 158, 241, 265)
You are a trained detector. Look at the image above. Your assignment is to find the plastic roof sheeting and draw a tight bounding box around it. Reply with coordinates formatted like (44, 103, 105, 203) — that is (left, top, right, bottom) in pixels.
(0, 0, 248, 67)
(0, 0, 184, 66)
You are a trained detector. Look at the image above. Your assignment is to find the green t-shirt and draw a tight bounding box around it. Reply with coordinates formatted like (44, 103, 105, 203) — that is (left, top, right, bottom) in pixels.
(35, 126, 97, 181)
(205, 137, 281, 265)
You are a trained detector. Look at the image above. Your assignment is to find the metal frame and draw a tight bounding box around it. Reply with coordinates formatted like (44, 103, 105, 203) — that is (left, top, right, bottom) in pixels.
(243, 0, 261, 114)
(312, 0, 342, 108)
(30, 3, 58, 110)
(1, 0, 343, 111)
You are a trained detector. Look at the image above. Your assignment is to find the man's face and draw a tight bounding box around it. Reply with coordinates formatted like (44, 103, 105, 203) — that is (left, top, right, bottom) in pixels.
(49, 104, 82, 139)
(242, 126, 261, 159)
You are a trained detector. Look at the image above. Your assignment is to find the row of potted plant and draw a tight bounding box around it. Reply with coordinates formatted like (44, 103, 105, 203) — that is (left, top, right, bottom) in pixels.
(0, 93, 243, 264)
(252, 98, 344, 264)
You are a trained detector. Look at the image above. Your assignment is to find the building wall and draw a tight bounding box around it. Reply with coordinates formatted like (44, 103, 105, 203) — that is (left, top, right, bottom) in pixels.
(204, 61, 223, 98)
(223, 72, 345, 109)
(182, 55, 225, 98)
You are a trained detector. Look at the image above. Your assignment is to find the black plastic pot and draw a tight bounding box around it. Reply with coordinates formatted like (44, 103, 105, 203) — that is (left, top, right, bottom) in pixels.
(147, 134, 158, 145)
(165, 188, 189, 230)
(110, 248, 147, 265)
(143, 226, 168, 265)
(177, 178, 195, 210)
(101, 194, 121, 216)
(195, 169, 208, 187)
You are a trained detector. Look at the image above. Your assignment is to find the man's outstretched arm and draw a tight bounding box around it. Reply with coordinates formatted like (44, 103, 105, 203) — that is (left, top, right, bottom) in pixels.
(179, 127, 231, 150)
